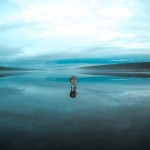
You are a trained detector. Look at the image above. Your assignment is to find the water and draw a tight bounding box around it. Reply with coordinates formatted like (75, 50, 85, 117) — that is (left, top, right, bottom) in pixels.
(0, 71, 150, 150)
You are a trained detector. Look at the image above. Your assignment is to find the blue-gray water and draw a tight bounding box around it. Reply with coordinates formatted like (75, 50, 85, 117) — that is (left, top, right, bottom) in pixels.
(0, 71, 150, 150)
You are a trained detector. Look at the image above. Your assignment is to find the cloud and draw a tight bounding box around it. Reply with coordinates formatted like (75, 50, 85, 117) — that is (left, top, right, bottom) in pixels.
(0, 45, 23, 57)
(0, 0, 149, 66)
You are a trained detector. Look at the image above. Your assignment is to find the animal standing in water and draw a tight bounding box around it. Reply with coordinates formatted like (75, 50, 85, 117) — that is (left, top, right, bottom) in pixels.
(70, 76, 77, 98)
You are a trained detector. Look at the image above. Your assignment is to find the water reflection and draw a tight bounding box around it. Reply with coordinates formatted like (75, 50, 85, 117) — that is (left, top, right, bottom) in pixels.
(0, 73, 150, 150)
(70, 76, 77, 98)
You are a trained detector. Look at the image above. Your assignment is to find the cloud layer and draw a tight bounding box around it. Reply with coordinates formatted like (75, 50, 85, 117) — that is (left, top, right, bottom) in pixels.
(0, 0, 150, 66)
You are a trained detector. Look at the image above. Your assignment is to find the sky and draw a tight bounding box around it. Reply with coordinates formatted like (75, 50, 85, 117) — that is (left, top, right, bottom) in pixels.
(0, 0, 150, 68)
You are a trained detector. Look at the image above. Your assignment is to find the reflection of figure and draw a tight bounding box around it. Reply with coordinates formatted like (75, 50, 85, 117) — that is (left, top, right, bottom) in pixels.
(70, 76, 77, 98)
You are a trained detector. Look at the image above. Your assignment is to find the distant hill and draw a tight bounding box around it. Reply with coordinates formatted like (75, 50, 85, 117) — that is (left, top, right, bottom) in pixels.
(0, 66, 31, 71)
(80, 62, 150, 72)
(79, 62, 150, 78)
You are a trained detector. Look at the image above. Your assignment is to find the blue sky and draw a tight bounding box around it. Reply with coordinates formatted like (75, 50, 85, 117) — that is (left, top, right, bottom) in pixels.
(0, 0, 150, 68)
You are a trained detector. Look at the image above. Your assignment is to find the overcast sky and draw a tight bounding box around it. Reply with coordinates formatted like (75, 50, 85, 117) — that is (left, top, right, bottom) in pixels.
(0, 0, 150, 67)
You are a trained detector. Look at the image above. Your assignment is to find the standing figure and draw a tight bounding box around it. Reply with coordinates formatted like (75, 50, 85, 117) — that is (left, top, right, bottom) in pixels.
(70, 76, 76, 86)
(70, 76, 77, 98)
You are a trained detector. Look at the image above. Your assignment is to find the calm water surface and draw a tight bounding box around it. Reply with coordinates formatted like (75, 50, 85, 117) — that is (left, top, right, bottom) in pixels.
(0, 71, 150, 150)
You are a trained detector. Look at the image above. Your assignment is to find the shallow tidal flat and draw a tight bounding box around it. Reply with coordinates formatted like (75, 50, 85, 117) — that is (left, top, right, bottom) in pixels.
(0, 68, 150, 150)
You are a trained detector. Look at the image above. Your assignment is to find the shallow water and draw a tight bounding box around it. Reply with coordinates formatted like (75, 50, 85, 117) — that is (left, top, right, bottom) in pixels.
(0, 71, 150, 150)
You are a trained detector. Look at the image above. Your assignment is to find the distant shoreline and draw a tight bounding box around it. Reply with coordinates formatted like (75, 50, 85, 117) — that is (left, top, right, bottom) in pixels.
(0, 66, 42, 77)
(0, 66, 31, 71)
(1, 62, 150, 78)
(80, 62, 150, 72)
(79, 62, 150, 78)
(0, 66, 44, 72)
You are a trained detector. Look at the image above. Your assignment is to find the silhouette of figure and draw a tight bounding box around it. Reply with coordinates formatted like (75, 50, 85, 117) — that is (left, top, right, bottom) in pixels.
(70, 76, 77, 98)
